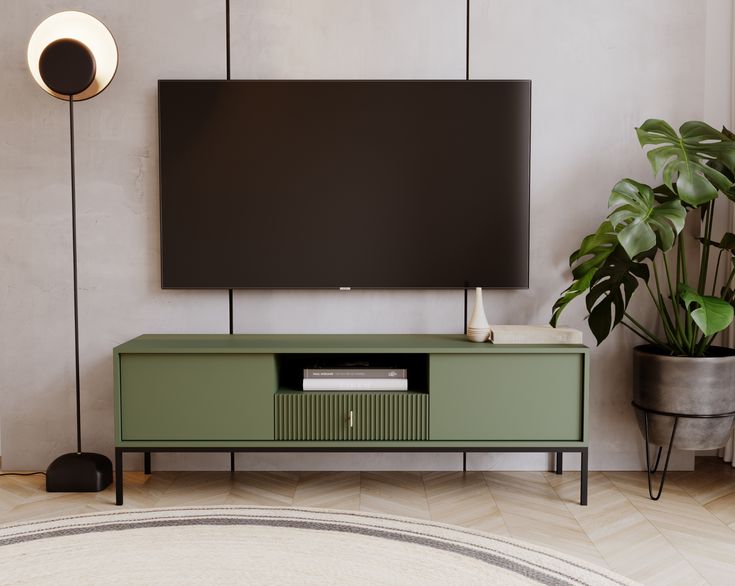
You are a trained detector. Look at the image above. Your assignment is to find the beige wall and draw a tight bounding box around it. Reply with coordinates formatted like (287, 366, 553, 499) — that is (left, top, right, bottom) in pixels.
(0, 0, 731, 471)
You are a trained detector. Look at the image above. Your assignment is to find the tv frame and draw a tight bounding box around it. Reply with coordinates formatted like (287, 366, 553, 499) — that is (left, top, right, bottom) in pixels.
(158, 79, 532, 290)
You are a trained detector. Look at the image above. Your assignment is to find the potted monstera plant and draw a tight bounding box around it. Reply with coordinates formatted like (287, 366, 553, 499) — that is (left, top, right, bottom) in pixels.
(551, 119, 735, 451)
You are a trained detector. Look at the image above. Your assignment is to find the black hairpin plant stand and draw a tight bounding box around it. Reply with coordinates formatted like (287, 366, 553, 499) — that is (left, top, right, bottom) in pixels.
(632, 401, 735, 501)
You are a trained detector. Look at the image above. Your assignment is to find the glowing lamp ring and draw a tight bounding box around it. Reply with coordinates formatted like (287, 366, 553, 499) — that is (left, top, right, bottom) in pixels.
(28, 11, 118, 101)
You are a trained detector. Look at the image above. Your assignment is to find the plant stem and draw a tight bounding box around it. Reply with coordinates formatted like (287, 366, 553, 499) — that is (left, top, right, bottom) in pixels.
(658, 305, 685, 354)
(650, 261, 680, 349)
(711, 249, 723, 296)
(661, 252, 685, 348)
(623, 312, 667, 347)
(688, 319, 699, 355)
(644, 279, 661, 312)
(723, 265, 735, 293)
(694, 332, 713, 357)
(697, 200, 714, 294)
(678, 234, 696, 353)
(620, 319, 659, 346)
(679, 235, 688, 285)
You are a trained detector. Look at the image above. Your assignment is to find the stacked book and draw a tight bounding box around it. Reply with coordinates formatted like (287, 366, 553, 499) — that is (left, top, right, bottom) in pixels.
(489, 325, 583, 344)
(303, 368, 408, 391)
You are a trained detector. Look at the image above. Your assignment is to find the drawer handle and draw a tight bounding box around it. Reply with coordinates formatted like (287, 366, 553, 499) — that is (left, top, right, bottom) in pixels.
(348, 410, 354, 428)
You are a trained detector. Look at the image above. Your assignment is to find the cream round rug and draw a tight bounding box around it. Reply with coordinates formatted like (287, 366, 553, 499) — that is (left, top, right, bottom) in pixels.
(0, 506, 637, 585)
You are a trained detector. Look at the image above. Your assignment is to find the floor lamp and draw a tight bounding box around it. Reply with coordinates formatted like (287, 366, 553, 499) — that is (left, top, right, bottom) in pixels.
(27, 11, 119, 492)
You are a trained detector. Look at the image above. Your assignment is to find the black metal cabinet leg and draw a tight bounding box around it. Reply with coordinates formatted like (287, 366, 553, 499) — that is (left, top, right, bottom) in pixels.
(462, 452, 467, 472)
(115, 448, 123, 506)
(230, 452, 235, 472)
(555, 451, 563, 475)
(580, 449, 588, 506)
(144, 451, 151, 475)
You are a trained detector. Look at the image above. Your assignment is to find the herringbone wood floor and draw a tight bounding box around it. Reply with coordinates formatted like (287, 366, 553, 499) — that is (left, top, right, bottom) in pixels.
(1, 458, 734, 585)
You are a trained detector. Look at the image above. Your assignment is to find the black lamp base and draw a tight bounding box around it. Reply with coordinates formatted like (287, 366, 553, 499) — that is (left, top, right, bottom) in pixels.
(46, 452, 113, 492)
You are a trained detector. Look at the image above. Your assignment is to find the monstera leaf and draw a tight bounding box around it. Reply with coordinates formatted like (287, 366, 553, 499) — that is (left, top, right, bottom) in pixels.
(704, 159, 735, 201)
(607, 179, 685, 257)
(719, 232, 735, 252)
(550, 221, 617, 328)
(636, 120, 735, 206)
(678, 284, 734, 336)
(550, 221, 651, 345)
(652, 184, 678, 204)
(585, 245, 651, 345)
(721, 258, 735, 306)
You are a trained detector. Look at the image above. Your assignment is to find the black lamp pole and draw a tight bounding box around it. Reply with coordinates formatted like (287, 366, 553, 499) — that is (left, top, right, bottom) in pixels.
(69, 94, 83, 455)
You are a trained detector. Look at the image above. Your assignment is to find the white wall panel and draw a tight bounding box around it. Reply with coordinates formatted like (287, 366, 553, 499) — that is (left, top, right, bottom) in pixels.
(1, 0, 730, 472)
(230, 0, 466, 79)
(471, 0, 707, 470)
(0, 0, 226, 470)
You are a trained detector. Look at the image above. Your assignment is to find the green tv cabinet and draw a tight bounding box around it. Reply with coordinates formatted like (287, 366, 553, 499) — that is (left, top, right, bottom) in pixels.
(113, 334, 589, 505)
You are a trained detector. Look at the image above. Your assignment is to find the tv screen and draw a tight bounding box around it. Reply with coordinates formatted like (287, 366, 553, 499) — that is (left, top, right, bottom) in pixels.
(159, 80, 530, 288)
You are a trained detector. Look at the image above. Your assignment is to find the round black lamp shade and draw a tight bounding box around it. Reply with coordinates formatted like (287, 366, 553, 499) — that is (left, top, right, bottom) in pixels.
(39, 38, 96, 96)
(28, 11, 118, 101)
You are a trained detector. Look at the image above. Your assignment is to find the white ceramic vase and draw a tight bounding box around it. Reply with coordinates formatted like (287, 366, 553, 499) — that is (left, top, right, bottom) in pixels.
(466, 287, 490, 342)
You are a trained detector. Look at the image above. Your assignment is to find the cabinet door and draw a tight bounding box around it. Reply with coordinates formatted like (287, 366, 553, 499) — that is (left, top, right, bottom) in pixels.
(430, 354, 584, 441)
(120, 354, 275, 441)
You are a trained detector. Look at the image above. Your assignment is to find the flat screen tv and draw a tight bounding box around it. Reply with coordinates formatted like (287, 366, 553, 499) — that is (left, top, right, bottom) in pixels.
(158, 80, 530, 289)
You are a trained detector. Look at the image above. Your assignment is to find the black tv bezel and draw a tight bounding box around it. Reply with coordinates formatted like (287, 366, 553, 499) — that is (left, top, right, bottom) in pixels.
(158, 79, 532, 290)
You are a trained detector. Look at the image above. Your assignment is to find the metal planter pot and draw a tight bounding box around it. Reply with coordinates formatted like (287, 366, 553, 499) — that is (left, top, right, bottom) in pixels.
(633, 345, 735, 450)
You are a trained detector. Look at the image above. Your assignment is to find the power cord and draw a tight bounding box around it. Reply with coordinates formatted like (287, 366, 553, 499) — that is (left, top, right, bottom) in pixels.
(0, 472, 46, 477)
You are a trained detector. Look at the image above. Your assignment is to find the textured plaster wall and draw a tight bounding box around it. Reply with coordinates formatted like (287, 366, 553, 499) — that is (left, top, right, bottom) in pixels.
(0, 0, 730, 471)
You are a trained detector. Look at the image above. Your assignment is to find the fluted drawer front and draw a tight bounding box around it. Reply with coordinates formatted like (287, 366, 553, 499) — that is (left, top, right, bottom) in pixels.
(275, 393, 429, 441)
